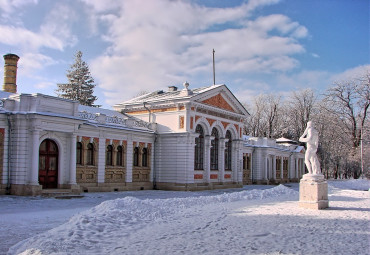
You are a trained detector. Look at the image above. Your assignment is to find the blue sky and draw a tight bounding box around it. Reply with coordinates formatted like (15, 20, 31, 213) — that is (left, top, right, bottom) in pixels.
(0, 0, 368, 108)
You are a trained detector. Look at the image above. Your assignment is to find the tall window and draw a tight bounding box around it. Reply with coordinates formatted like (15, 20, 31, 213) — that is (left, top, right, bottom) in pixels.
(142, 148, 148, 167)
(194, 125, 204, 170)
(243, 154, 247, 170)
(116, 145, 124, 166)
(76, 142, 82, 164)
(247, 154, 251, 170)
(133, 147, 139, 167)
(210, 128, 219, 170)
(225, 130, 232, 170)
(106, 145, 113, 166)
(87, 143, 94, 165)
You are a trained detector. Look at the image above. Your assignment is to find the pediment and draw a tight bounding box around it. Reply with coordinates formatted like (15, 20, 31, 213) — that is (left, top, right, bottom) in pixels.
(200, 93, 236, 113)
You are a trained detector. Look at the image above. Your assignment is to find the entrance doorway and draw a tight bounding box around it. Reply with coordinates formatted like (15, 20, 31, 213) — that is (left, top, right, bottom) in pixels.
(39, 139, 58, 189)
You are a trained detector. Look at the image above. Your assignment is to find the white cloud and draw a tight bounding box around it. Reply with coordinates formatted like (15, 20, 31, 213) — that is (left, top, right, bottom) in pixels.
(19, 52, 58, 74)
(311, 53, 320, 58)
(0, 2, 77, 52)
(0, 0, 38, 15)
(86, 0, 308, 105)
(40, 3, 78, 48)
(276, 70, 331, 92)
(0, 25, 66, 51)
(248, 14, 308, 38)
(330, 64, 370, 82)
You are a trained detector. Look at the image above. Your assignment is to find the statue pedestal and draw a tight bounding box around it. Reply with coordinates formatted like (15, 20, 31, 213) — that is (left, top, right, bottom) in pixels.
(299, 174, 329, 210)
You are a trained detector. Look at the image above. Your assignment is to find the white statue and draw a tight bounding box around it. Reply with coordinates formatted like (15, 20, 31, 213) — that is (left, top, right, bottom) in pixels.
(299, 121, 321, 175)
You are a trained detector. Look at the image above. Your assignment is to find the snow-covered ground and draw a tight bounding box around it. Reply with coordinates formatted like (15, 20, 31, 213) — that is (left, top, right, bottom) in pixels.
(1, 180, 369, 255)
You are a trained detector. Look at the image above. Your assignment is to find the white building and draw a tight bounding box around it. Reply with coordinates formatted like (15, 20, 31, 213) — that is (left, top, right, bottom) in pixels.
(0, 54, 305, 196)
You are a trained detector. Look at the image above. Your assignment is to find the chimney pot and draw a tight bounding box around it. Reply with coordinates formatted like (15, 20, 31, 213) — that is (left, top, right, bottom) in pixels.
(168, 86, 178, 92)
(3, 53, 20, 93)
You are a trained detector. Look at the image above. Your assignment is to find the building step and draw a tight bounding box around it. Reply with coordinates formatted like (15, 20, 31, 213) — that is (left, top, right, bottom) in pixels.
(41, 189, 82, 198)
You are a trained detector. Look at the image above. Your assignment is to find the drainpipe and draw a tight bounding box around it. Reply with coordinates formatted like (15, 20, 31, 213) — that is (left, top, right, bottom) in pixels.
(153, 133, 158, 189)
(143, 102, 151, 123)
(6, 113, 12, 194)
(143, 102, 156, 189)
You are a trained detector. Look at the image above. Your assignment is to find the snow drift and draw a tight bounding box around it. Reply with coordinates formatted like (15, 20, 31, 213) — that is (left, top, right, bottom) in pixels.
(9, 185, 297, 255)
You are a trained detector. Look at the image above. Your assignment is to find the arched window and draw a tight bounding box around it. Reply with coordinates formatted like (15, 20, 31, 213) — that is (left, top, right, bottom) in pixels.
(87, 143, 94, 165)
(210, 128, 219, 170)
(106, 145, 113, 166)
(133, 147, 139, 167)
(194, 124, 204, 170)
(142, 148, 148, 167)
(76, 142, 82, 165)
(225, 130, 232, 170)
(116, 145, 124, 166)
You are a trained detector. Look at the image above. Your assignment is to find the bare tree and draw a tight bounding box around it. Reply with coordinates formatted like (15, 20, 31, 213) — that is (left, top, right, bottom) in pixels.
(324, 74, 369, 149)
(244, 94, 283, 138)
(284, 89, 318, 140)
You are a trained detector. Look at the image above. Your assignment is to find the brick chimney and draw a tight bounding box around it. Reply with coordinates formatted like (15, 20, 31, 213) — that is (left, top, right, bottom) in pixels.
(3, 53, 20, 93)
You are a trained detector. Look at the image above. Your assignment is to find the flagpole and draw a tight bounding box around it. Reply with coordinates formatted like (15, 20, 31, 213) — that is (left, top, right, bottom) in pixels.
(213, 49, 215, 85)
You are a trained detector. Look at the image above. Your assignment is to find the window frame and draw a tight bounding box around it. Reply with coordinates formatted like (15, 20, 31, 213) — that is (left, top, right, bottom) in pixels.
(142, 148, 148, 167)
(106, 145, 113, 166)
(116, 145, 124, 167)
(225, 130, 232, 170)
(133, 147, 139, 167)
(76, 142, 82, 165)
(86, 143, 94, 165)
(194, 124, 204, 170)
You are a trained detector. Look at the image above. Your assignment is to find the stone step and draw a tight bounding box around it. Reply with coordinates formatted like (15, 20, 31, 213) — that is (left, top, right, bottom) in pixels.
(41, 189, 82, 198)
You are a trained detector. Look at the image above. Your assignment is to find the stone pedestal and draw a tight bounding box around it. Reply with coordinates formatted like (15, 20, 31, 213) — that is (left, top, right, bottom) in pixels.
(299, 174, 328, 209)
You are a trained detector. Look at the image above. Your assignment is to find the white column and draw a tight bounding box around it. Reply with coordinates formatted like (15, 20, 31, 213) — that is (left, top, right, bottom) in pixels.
(126, 137, 133, 182)
(97, 138, 105, 183)
(232, 140, 242, 182)
(204, 136, 212, 183)
(264, 157, 268, 180)
(280, 157, 284, 179)
(249, 152, 253, 181)
(273, 155, 276, 180)
(219, 138, 225, 182)
(69, 133, 77, 184)
(30, 130, 40, 185)
(295, 158, 298, 179)
(150, 142, 154, 182)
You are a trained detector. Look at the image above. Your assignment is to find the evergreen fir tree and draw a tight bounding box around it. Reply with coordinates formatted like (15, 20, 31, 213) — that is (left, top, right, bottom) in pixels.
(56, 51, 98, 107)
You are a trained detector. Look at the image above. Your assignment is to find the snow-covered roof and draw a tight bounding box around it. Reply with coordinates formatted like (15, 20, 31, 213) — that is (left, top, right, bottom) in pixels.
(78, 105, 125, 118)
(276, 137, 293, 143)
(115, 83, 249, 117)
(119, 84, 223, 105)
(243, 135, 303, 153)
(0, 90, 16, 99)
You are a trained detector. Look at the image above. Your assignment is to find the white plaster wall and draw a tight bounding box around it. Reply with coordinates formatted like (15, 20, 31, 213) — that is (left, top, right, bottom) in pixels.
(11, 117, 29, 184)
(155, 133, 195, 184)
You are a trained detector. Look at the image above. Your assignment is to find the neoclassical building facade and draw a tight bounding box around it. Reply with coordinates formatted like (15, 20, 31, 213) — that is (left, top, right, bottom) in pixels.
(0, 54, 305, 196)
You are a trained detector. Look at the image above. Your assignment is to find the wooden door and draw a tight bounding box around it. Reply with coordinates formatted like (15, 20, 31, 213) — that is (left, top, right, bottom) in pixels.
(39, 139, 58, 189)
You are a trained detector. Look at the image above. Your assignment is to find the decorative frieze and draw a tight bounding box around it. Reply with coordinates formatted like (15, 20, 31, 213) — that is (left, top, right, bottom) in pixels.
(196, 107, 240, 122)
(210, 174, 218, 179)
(179, 116, 184, 129)
(194, 174, 203, 179)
